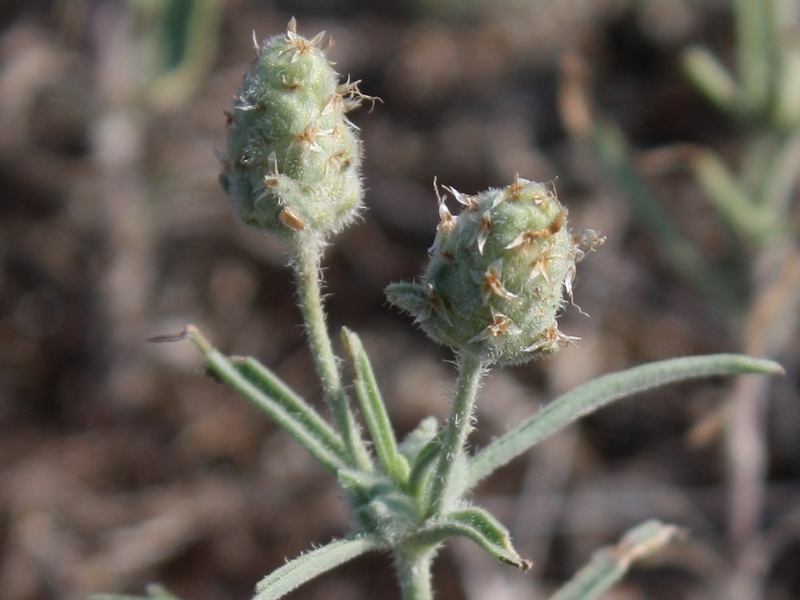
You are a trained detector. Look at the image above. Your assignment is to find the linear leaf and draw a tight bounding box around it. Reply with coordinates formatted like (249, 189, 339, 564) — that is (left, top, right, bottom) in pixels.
(342, 328, 409, 484)
(682, 46, 738, 112)
(188, 326, 348, 473)
(688, 149, 775, 243)
(549, 520, 684, 600)
(466, 354, 782, 491)
(233, 356, 348, 461)
(412, 507, 531, 570)
(253, 537, 383, 600)
(407, 432, 443, 500)
(589, 118, 737, 308)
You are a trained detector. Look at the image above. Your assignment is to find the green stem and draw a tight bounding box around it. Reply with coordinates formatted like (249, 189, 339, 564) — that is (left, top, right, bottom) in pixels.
(394, 547, 436, 600)
(426, 353, 485, 517)
(290, 236, 372, 471)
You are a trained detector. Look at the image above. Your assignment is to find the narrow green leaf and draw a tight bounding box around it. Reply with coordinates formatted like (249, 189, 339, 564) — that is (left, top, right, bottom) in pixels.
(400, 416, 439, 463)
(341, 328, 409, 485)
(407, 431, 443, 500)
(401, 417, 443, 503)
(688, 149, 776, 243)
(733, 0, 776, 116)
(763, 129, 800, 218)
(187, 326, 349, 473)
(233, 356, 348, 462)
(589, 119, 735, 307)
(466, 354, 782, 491)
(548, 520, 684, 600)
(412, 507, 531, 570)
(682, 46, 739, 113)
(773, 49, 800, 129)
(253, 537, 383, 600)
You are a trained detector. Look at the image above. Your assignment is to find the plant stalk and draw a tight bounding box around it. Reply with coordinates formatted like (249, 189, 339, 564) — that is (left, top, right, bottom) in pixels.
(426, 353, 485, 516)
(291, 236, 372, 470)
(395, 546, 436, 600)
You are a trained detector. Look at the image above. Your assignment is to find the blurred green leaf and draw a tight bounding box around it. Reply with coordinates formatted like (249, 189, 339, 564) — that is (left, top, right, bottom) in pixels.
(548, 520, 684, 600)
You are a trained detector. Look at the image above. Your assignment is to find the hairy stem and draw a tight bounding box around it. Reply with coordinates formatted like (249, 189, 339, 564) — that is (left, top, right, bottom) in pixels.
(426, 353, 485, 516)
(395, 546, 436, 600)
(291, 236, 372, 470)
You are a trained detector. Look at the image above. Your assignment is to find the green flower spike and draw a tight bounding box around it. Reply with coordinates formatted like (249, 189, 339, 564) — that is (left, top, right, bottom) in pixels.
(387, 177, 601, 365)
(220, 18, 368, 241)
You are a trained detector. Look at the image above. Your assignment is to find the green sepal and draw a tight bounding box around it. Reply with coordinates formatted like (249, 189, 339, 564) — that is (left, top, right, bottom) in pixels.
(412, 507, 531, 571)
(548, 520, 684, 600)
(385, 282, 429, 319)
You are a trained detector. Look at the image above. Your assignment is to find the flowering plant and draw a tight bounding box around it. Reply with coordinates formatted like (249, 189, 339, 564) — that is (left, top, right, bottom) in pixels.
(102, 20, 782, 600)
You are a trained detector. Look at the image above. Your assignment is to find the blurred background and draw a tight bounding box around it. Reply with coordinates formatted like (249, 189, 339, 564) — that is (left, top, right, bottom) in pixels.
(1, 1, 799, 599)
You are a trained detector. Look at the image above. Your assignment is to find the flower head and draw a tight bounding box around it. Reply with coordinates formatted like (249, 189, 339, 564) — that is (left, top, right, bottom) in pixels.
(387, 178, 598, 365)
(220, 19, 367, 241)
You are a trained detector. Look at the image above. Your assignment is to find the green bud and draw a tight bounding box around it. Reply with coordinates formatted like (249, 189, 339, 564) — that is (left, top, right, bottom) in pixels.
(387, 178, 601, 365)
(220, 19, 368, 240)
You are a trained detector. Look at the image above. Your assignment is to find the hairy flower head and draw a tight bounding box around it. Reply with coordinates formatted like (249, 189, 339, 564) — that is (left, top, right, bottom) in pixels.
(387, 178, 601, 365)
(220, 19, 369, 241)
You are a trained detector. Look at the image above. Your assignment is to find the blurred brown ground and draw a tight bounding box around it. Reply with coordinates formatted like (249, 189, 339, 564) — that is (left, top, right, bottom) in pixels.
(1, 1, 799, 599)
